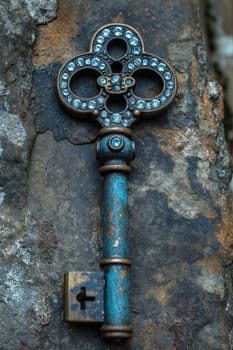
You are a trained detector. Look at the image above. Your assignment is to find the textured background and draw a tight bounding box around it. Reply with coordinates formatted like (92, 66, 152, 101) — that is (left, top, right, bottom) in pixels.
(0, 1, 233, 349)
(206, 0, 233, 152)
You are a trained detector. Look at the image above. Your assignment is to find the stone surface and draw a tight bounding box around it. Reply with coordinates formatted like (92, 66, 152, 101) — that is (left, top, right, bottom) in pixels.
(207, 0, 233, 146)
(0, 0, 233, 349)
(24, 0, 57, 24)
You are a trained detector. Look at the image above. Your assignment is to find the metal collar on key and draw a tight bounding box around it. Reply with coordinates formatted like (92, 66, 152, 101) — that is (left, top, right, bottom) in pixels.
(57, 23, 177, 341)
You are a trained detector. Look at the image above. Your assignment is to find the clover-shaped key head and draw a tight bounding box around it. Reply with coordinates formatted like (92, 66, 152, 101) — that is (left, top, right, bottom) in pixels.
(57, 23, 177, 128)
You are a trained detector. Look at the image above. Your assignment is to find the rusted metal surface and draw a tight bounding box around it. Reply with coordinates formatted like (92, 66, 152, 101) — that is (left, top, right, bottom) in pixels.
(64, 271, 104, 323)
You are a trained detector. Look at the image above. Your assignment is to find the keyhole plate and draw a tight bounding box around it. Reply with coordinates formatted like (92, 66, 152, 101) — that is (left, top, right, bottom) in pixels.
(64, 271, 104, 323)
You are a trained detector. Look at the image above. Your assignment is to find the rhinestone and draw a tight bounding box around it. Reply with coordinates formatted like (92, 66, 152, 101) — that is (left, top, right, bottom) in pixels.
(128, 63, 135, 70)
(142, 58, 149, 66)
(85, 58, 91, 65)
(165, 89, 171, 97)
(164, 71, 171, 80)
(99, 77, 107, 85)
(110, 136, 123, 148)
(129, 97, 136, 105)
(62, 89, 69, 96)
(129, 36, 139, 46)
(72, 99, 81, 108)
(99, 62, 106, 71)
(114, 26, 123, 36)
(77, 57, 84, 66)
(111, 113, 121, 123)
(125, 78, 133, 85)
(62, 72, 69, 80)
(146, 102, 151, 110)
(150, 58, 158, 67)
(67, 96, 72, 103)
(81, 102, 87, 109)
(122, 119, 129, 127)
(91, 57, 101, 66)
(88, 100, 97, 109)
(60, 81, 67, 88)
(132, 46, 141, 55)
(125, 30, 133, 39)
(103, 118, 110, 126)
(113, 85, 121, 92)
(102, 28, 111, 37)
(152, 99, 160, 108)
(160, 96, 167, 103)
(67, 62, 76, 71)
(136, 100, 146, 110)
(100, 110, 108, 118)
(94, 44, 102, 53)
(167, 81, 174, 89)
(96, 36, 105, 44)
(97, 96, 105, 104)
(134, 58, 142, 66)
(111, 75, 121, 84)
(125, 111, 132, 119)
(158, 63, 166, 72)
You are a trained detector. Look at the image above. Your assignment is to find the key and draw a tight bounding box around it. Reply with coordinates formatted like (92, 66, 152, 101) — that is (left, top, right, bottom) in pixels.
(57, 23, 177, 340)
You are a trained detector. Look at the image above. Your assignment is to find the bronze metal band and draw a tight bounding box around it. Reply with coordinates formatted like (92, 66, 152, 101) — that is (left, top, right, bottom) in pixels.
(100, 258, 132, 266)
(101, 325, 132, 339)
(98, 127, 132, 138)
(100, 164, 131, 174)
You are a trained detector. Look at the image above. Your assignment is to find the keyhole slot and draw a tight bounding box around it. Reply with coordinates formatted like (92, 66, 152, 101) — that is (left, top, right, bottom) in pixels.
(76, 287, 95, 310)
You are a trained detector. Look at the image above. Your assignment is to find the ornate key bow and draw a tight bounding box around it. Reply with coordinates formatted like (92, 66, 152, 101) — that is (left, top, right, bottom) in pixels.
(57, 23, 176, 340)
(57, 23, 176, 126)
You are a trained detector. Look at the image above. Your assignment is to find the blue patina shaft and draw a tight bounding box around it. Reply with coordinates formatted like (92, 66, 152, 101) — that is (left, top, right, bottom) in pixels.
(97, 129, 134, 339)
(103, 173, 130, 325)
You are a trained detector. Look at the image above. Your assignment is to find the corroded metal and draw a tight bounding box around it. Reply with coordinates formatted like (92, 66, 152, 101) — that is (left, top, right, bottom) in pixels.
(100, 325, 133, 339)
(99, 164, 132, 174)
(100, 258, 132, 266)
(64, 272, 104, 323)
(98, 127, 133, 138)
(97, 130, 134, 338)
(57, 23, 176, 341)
